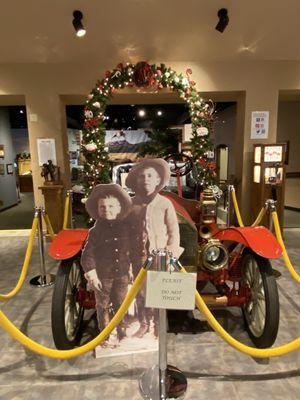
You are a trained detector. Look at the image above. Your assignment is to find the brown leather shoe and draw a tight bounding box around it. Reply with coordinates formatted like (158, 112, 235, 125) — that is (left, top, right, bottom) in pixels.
(132, 323, 150, 338)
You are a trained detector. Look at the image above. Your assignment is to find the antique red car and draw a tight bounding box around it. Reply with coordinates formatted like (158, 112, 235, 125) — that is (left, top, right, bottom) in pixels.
(49, 160, 282, 350)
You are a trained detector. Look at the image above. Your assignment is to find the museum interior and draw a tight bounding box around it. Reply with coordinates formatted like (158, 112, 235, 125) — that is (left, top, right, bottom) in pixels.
(0, 1, 300, 399)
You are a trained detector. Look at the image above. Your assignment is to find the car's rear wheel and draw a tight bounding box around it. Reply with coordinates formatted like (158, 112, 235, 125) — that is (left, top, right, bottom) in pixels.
(241, 252, 279, 348)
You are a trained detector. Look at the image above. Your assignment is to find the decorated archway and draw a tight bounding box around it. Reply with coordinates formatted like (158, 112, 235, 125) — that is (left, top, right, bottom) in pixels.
(82, 61, 216, 196)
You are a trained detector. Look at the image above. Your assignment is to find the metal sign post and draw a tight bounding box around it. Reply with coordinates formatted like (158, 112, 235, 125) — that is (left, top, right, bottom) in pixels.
(30, 207, 55, 287)
(139, 250, 187, 400)
(157, 250, 167, 400)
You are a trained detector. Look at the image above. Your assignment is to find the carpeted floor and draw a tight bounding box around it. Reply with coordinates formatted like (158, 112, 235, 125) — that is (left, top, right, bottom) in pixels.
(284, 209, 300, 228)
(0, 230, 299, 399)
(0, 192, 34, 229)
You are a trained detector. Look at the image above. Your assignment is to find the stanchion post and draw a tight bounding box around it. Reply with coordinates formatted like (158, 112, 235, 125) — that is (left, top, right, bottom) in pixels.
(265, 199, 276, 232)
(226, 184, 234, 227)
(30, 207, 55, 287)
(67, 190, 74, 229)
(157, 250, 167, 400)
(139, 250, 187, 400)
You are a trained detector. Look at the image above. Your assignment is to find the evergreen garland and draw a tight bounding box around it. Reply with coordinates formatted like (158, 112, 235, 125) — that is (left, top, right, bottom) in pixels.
(82, 62, 216, 198)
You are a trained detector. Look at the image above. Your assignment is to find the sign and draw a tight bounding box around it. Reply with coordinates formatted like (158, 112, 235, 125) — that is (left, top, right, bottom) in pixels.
(37, 138, 57, 166)
(264, 145, 283, 163)
(145, 271, 197, 310)
(251, 111, 269, 139)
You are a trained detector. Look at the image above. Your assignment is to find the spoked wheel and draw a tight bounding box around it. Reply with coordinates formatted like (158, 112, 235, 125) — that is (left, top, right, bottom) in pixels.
(51, 258, 85, 349)
(241, 252, 279, 348)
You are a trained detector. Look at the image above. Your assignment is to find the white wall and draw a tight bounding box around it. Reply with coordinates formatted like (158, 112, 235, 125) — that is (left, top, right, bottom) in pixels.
(213, 104, 237, 178)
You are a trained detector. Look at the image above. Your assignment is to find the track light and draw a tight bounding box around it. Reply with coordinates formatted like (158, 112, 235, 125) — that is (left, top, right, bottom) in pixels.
(72, 10, 86, 37)
(215, 8, 229, 33)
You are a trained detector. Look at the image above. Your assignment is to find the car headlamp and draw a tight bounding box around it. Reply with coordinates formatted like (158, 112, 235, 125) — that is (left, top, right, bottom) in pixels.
(200, 239, 228, 271)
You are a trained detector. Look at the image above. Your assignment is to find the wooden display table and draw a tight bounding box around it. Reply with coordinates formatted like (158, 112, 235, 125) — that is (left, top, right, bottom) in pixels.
(39, 184, 64, 233)
(19, 175, 33, 192)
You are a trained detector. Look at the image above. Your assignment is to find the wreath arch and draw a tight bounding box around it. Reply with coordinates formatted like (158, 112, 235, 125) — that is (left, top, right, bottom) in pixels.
(82, 61, 216, 196)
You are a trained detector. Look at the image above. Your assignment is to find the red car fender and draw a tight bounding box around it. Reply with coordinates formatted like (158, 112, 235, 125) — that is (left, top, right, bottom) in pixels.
(214, 226, 282, 259)
(48, 229, 89, 260)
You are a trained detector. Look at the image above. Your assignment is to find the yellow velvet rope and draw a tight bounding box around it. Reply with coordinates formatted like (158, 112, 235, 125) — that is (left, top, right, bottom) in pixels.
(0, 217, 38, 301)
(0, 267, 146, 359)
(231, 189, 245, 227)
(179, 267, 300, 358)
(272, 211, 300, 284)
(231, 189, 265, 227)
(43, 212, 55, 240)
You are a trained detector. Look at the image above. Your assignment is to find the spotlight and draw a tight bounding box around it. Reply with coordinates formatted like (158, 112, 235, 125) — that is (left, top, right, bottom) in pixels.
(138, 109, 146, 117)
(72, 10, 86, 37)
(215, 8, 229, 33)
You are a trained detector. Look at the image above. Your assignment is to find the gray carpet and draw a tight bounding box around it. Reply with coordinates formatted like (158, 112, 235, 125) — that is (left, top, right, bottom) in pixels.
(284, 209, 300, 228)
(0, 192, 34, 229)
(0, 231, 299, 399)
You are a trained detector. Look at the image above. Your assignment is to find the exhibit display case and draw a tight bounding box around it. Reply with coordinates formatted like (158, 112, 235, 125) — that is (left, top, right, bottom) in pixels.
(251, 143, 287, 228)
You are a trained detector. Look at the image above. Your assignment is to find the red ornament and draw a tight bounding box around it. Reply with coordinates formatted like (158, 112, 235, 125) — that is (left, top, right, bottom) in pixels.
(84, 118, 98, 129)
(105, 70, 111, 78)
(198, 158, 207, 167)
(133, 62, 155, 87)
(117, 63, 124, 70)
(208, 162, 216, 171)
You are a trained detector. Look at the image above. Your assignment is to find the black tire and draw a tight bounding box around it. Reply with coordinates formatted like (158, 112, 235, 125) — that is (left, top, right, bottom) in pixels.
(51, 258, 85, 350)
(241, 252, 279, 348)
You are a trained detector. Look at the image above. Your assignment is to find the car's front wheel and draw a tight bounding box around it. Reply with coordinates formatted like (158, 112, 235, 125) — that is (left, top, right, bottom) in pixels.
(241, 252, 279, 348)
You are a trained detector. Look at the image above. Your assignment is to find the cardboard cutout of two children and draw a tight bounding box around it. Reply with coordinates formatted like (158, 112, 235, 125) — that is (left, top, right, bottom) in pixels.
(81, 158, 183, 355)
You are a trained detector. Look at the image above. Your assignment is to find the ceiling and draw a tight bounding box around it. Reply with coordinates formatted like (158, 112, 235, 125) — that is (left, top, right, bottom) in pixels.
(1, 0, 300, 64)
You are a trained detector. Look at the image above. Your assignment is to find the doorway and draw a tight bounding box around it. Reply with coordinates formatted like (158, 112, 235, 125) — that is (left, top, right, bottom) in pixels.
(277, 95, 300, 228)
(0, 106, 34, 230)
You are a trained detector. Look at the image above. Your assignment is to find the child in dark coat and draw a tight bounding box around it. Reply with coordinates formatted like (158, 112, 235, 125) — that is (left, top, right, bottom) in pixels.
(81, 184, 132, 346)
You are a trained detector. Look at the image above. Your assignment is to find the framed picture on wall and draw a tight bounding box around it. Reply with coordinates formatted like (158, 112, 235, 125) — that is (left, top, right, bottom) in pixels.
(6, 163, 13, 174)
(0, 164, 4, 175)
(0, 145, 4, 159)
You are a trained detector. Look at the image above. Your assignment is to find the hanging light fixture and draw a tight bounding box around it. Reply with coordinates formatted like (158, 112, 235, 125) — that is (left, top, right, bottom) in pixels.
(215, 8, 229, 33)
(72, 10, 86, 37)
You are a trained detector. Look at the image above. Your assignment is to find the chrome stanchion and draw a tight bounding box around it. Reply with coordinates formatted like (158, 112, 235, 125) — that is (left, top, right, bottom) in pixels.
(139, 250, 187, 400)
(265, 199, 282, 278)
(30, 207, 55, 287)
(265, 199, 276, 232)
(67, 190, 74, 229)
(158, 250, 167, 400)
(226, 184, 234, 227)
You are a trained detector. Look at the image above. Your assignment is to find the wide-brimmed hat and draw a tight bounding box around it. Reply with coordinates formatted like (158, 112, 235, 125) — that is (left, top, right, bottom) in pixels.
(85, 183, 132, 220)
(125, 158, 170, 192)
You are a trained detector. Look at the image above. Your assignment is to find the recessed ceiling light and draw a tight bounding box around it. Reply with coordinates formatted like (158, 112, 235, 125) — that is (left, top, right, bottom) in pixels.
(157, 110, 163, 116)
(138, 109, 146, 117)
